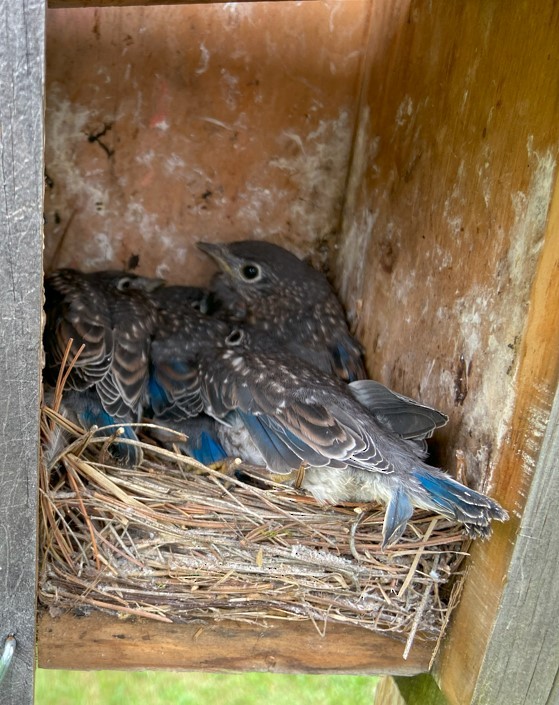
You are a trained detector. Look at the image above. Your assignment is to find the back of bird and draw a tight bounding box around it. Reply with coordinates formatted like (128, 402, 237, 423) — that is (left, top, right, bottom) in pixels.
(43, 268, 163, 467)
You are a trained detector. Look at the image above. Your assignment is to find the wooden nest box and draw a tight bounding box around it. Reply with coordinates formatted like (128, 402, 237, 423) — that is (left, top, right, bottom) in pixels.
(2, 2, 558, 704)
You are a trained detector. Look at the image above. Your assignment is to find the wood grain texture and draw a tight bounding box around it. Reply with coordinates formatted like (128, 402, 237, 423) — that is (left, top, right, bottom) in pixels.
(0, 1, 45, 703)
(375, 674, 451, 705)
(383, 348, 559, 705)
(469, 381, 559, 703)
(37, 611, 433, 674)
(44, 1, 369, 281)
(39, 0, 559, 692)
(435, 21, 559, 705)
(49, 1, 319, 7)
(336, 1, 559, 703)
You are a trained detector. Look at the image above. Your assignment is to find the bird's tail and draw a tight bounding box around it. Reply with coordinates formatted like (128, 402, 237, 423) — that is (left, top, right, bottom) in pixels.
(188, 430, 228, 466)
(411, 465, 508, 537)
(58, 389, 143, 468)
(149, 414, 228, 466)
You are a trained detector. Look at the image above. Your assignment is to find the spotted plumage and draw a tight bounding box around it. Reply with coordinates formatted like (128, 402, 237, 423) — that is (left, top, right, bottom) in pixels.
(193, 328, 508, 547)
(197, 239, 448, 444)
(197, 240, 367, 383)
(146, 285, 230, 464)
(44, 268, 162, 466)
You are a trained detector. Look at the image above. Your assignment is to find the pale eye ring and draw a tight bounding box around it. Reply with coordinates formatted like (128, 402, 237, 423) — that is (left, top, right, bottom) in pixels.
(226, 328, 244, 346)
(117, 277, 133, 291)
(240, 263, 261, 281)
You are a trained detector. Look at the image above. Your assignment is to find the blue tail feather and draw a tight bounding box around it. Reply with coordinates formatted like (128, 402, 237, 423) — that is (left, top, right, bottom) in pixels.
(382, 487, 414, 548)
(189, 431, 227, 465)
(411, 466, 508, 526)
(147, 376, 170, 417)
(73, 394, 142, 468)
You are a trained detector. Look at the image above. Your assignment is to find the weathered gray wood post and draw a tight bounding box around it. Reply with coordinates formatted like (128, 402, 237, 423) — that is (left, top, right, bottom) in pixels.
(0, 1, 45, 703)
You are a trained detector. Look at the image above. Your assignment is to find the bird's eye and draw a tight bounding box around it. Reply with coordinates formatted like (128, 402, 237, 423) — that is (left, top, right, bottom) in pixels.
(240, 264, 261, 281)
(117, 278, 132, 291)
(226, 329, 244, 346)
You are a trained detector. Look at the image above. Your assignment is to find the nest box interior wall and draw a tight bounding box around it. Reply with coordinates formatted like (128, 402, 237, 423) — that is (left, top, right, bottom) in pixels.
(332, 3, 559, 698)
(42, 2, 559, 515)
(336, 1, 559, 492)
(44, 1, 370, 283)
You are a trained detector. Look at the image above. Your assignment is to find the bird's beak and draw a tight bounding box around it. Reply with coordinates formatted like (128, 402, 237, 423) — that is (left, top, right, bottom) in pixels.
(143, 277, 166, 293)
(125, 275, 166, 292)
(197, 242, 234, 274)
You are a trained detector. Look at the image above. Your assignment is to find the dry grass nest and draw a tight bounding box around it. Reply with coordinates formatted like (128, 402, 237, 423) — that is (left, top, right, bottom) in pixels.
(39, 388, 469, 660)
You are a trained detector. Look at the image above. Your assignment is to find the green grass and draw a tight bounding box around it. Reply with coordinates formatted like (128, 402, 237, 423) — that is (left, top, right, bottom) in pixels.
(35, 670, 378, 705)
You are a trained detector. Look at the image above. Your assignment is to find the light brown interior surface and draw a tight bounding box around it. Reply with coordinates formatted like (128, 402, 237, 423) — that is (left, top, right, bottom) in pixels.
(44, 1, 370, 282)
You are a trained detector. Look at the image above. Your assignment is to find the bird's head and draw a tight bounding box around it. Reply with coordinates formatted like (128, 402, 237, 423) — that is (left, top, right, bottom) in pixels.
(93, 270, 166, 294)
(197, 240, 330, 311)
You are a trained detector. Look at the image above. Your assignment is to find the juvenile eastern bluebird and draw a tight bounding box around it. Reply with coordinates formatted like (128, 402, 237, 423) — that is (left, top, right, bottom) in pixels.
(197, 239, 448, 443)
(192, 329, 507, 547)
(146, 285, 230, 465)
(44, 268, 163, 466)
(197, 240, 367, 383)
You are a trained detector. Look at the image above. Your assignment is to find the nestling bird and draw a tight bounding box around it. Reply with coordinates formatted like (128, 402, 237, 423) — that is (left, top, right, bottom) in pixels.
(44, 268, 163, 467)
(146, 283, 445, 465)
(197, 240, 367, 383)
(197, 239, 448, 444)
(190, 328, 507, 547)
(146, 285, 230, 465)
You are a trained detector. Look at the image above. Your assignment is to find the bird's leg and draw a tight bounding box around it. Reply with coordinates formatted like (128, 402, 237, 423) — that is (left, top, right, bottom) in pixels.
(349, 507, 366, 561)
(231, 463, 302, 490)
(293, 462, 308, 489)
(208, 456, 243, 476)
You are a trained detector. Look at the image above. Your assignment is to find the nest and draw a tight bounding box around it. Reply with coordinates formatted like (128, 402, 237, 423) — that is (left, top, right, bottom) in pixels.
(39, 395, 468, 659)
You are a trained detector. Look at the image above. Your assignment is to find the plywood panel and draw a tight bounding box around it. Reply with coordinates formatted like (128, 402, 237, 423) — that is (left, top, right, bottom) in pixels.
(337, 1, 559, 703)
(37, 611, 433, 674)
(44, 1, 370, 281)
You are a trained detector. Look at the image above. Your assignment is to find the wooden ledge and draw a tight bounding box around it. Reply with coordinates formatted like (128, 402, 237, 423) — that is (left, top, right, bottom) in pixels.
(48, 1, 320, 8)
(37, 610, 433, 674)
